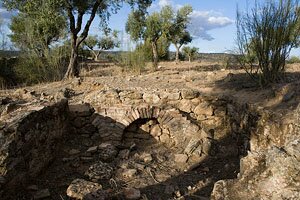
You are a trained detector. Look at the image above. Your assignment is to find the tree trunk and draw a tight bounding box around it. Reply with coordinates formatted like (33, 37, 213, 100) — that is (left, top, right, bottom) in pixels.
(95, 51, 101, 61)
(189, 55, 191, 62)
(64, 36, 79, 79)
(91, 50, 99, 61)
(175, 45, 180, 64)
(151, 41, 158, 70)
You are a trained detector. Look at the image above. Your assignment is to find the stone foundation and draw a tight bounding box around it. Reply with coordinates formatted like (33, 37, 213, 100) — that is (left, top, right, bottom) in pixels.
(1, 88, 296, 199)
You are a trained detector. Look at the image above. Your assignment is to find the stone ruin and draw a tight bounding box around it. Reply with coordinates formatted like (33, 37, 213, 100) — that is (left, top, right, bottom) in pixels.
(0, 88, 299, 199)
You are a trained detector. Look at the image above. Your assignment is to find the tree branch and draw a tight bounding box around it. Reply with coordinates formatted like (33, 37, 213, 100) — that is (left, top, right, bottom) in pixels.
(66, 0, 75, 33)
(75, 11, 84, 35)
(77, 1, 101, 46)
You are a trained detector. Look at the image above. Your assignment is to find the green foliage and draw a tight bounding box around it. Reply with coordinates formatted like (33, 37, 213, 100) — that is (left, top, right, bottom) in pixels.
(9, 1, 66, 57)
(163, 5, 193, 62)
(287, 56, 300, 63)
(182, 46, 198, 62)
(83, 30, 120, 60)
(157, 35, 170, 60)
(13, 45, 70, 85)
(236, 0, 300, 86)
(136, 36, 170, 61)
(0, 58, 17, 88)
(4, 0, 153, 78)
(126, 10, 146, 41)
(118, 49, 147, 74)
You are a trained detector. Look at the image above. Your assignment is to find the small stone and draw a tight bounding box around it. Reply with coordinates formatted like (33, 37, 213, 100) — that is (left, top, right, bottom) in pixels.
(68, 103, 94, 117)
(143, 93, 160, 104)
(80, 157, 93, 162)
(123, 188, 141, 200)
(69, 149, 81, 155)
(118, 149, 130, 159)
(27, 185, 38, 191)
(87, 146, 98, 153)
(66, 179, 102, 200)
(159, 134, 170, 144)
(122, 169, 137, 179)
(150, 124, 162, 137)
(174, 190, 181, 198)
(85, 161, 113, 181)
(184, 139, 201, 155)
(34, 189, 51, 199)
(140, 153, 153, 163)
(181, 90, 199, 99)
(98, 143, 118, 161)
(155, 173, 171, 182)
(202, 167, 210, 172)
(134, 163, 145, 170)
(140, 124, 150, 133)
(194, 103, 213, 116)
(174, 154, 188, 163)
(179, 99, 195, 113)
(164, 185, 175, 194)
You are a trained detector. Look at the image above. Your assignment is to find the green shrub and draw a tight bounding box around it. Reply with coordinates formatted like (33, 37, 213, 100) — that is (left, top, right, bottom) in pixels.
(14, 45, 70, 85)
(117, 48, 147, 74)
(287, 56, 300, 64)
(0, 57, 18, 88)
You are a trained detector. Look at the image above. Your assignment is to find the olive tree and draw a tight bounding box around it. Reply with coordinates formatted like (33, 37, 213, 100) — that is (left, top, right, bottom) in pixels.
(163, 5, 193, 63)
(236, 0, 300, 86)
(84, 30, 120, 61)
(10, 11, 66, 57)
(182, 46, 198, 62)
(126, 10, 165, 70)
(4, 0, 152, 78)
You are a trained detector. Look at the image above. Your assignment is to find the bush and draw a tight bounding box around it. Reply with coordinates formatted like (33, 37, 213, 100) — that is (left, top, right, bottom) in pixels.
(117, 48, 147, 74)
(287, 56, 300, 64)
(0, 57, 18, 88)
(14, 45, 70, 85)
(236, 0, 300, 86)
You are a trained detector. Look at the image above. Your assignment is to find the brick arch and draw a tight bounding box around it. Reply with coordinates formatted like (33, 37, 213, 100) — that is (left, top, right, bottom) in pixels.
(117, 106, 210, 165)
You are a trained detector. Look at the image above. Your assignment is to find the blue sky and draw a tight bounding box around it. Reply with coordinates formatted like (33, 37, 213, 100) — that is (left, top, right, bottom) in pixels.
(1, 0, 300, 55)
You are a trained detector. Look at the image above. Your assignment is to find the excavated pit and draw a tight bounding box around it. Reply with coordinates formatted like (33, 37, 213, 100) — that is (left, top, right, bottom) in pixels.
(0, 97, 256, 200)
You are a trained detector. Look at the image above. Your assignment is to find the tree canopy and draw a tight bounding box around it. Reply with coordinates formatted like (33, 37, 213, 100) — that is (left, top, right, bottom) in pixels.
(83, 30, 120, 61)
(4, 0, 152, 78)
(9, 2, 66, 57)
(182, 46, 198, 62)
(126, 4, 193, 68)
(163, 5, 193, 62)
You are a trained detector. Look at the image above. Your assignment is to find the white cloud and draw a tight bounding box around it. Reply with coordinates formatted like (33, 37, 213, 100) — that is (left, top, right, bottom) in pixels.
(158, 0, 173, 8)
(152, 1, 233, 41)
(188, 10, 234, 41)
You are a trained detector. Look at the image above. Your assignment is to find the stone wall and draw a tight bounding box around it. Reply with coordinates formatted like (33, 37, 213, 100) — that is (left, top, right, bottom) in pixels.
(2, 87, 296, 199)
(83, 88, 257, 168)
(211, 105, 300, 199)
(0, 100, 69, 192)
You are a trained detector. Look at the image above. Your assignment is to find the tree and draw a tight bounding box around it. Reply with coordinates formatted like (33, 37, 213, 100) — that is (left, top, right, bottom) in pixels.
(126, 7, 172, 69)
(9, 10, 66, 57)
(4, 0, 152, 78)
(236, 0, 300, 86)
(144, 13, 163, 69)
(182, 46, 198, 62)
(162, 5, 193, 63)
(83, 30, 120, 61)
